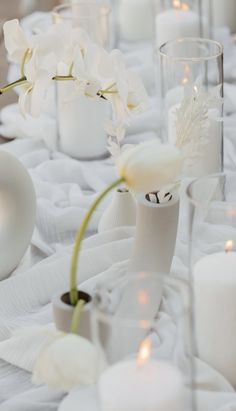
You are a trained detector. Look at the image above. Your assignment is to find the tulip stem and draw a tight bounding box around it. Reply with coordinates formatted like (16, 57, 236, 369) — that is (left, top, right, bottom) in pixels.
(0, 77, 27, 94)
(70, 177, 125, 306)
(70, 299, 86, 334)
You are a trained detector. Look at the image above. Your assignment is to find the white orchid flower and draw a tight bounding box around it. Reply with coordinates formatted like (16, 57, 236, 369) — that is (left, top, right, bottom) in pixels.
(3, 19, 31, 64)
(101, 49, 148, 125)
(19, 52, 58, 117)
(117, 140, 183, 193)
(32, 331, 106, 391)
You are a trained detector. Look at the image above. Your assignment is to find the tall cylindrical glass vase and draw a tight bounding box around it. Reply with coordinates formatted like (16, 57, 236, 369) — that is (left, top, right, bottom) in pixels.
(159, 38, 224, 178)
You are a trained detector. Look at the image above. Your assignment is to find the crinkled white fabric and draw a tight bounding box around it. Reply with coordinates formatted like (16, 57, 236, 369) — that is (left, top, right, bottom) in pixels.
(0, 11, 236, 411)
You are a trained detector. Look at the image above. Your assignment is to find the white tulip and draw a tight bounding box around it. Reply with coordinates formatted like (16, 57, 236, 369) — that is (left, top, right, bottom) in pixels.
(117, 140, 183, 193)
(33, 332, 107, 391)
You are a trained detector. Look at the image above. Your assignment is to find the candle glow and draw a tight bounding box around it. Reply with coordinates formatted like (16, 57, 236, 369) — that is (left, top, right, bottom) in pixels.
(225, 240, 234, 253)
(137, 339, 152, 368)
(173, 0, 189, 11)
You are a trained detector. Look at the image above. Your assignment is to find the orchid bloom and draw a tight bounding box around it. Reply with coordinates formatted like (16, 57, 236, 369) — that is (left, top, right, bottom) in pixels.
(3, 19, 31, 64)
(19, 52, 58, 117)
(1, 19, 148, 136)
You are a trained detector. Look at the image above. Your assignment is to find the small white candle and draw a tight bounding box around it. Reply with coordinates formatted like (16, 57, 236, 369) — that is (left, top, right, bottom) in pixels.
(194, 243, 236, 388)
(118, 0, 153, 41)
(99, 339, 185, 411)
(57, 83, 109, 160)
(212, 0, 236, 33)
(155, 2, 200, 47)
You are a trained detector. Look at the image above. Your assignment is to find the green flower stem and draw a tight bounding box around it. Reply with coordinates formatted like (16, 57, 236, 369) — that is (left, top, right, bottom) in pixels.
(0, 77, 27, 95)
(70, 177, 124, 306)
(70, 299, 86, 334)
(21, 48, 32, 78)
(52, 75, 76, 81)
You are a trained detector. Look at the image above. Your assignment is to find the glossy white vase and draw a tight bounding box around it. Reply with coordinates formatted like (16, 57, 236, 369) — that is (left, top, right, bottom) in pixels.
(98, 189, 137, 233)
(128, 192, 179, 274)
(0, 150, 36, 280)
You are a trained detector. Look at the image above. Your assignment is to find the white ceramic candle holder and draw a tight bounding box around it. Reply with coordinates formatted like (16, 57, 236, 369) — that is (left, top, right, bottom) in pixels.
(0, 150, 36, 280)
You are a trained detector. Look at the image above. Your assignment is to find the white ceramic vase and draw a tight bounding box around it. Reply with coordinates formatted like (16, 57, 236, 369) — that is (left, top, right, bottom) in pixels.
(128, 192, 179, 274)
(98, 189, 137, 233)
(0, 149, 36, 280)
(52, 291, 92, 341)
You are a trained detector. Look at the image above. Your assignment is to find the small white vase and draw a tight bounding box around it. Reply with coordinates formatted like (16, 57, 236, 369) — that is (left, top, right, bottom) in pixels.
(52, 291, 92, 341)
(98, 189, 137, 233)
(128, 192, 179, 274)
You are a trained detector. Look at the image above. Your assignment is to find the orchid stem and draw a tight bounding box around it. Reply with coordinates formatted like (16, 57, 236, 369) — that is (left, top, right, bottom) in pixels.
(52, 75, 76, 81)
(70, 299, 86, 334)
(70, 177, 124, 306)
(0, 77, 27, 94)
(21, 48, 32, 78)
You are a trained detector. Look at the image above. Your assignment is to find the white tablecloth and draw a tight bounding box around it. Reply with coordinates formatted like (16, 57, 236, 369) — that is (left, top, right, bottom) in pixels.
(1, 12, 236, 411)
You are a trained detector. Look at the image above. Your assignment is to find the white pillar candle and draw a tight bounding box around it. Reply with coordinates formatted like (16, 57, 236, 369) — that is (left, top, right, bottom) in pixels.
(57, 82, 109, 160)
(194, 245, 236, 388)
(155, 3, 200, 48)
(212, 0, 236, 33)
(118, 0, 153, 41)
(99, 340, 185, 411)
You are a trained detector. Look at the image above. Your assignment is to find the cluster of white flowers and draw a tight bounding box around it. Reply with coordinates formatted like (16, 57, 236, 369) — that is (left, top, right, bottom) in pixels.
(3, 19, 148, 141)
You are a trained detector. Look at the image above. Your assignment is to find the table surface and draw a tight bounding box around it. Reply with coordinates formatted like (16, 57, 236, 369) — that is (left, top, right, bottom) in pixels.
(0, 5, 236, 411)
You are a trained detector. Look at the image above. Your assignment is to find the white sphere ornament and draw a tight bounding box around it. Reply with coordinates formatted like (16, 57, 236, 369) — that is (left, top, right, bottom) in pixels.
(0, 149, 36, 280)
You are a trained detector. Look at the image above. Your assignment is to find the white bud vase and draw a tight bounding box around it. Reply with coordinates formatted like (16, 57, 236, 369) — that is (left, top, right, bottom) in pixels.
(98, 189, 137, 233)
(128, 193, 179, 274)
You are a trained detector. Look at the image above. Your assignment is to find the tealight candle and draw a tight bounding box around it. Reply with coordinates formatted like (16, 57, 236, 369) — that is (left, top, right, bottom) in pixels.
(194, 241, 236, 388)
(155, 1, 200, 47)
(118, 0, 153, 41)
(99, 339, 185, 411)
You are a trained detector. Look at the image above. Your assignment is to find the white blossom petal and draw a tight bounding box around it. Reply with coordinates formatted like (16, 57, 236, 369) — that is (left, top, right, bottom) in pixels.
(32, 333, 107, 391)
(3, 19, 30, 63)
(117, 140, 183, 193)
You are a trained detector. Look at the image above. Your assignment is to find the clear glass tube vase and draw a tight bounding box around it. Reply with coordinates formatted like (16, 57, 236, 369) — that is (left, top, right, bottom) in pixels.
(92, 272, 195, 411)
(52, 2, 111, 160)
(187, 173, 236, 402)
(159, 37, 224, 178)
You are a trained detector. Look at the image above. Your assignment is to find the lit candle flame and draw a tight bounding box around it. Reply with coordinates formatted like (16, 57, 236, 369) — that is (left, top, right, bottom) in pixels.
(172, 0, 189, 10)
(225, 240, 234, 253)
(182, 64, 190, 86)
(137, 290, 149, 305)
(137, 339, 152, 368)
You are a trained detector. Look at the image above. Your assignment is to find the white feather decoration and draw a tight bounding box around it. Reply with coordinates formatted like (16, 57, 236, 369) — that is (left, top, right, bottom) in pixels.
(174, 84, 223, 169)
